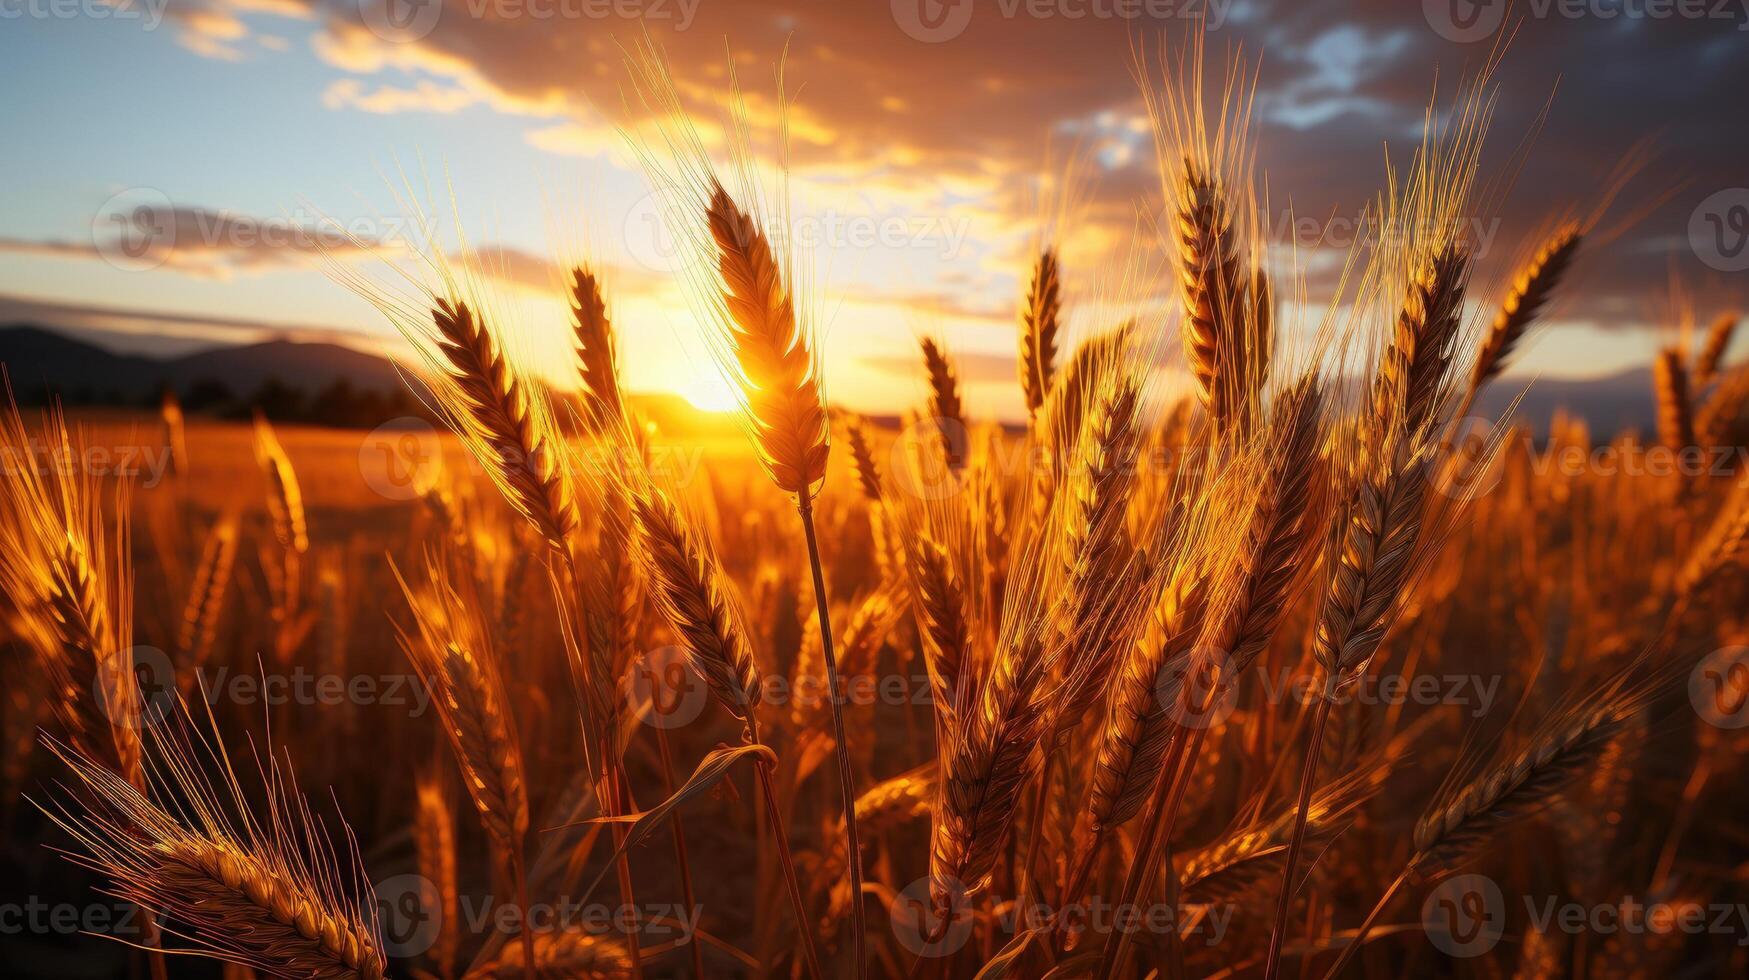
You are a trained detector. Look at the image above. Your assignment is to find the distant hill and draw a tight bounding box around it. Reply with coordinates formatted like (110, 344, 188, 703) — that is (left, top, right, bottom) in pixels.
(0, 324, 406, 402)
(1473, 367, 1657, 438)
(0, 323, 741, 436)
(0, 322, 1673, 438)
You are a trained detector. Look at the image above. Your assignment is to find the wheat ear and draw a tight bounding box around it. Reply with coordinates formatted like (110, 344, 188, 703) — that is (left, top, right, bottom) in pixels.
(1178, 161, 1255, 435)
(431, 298, 578, 553)
(705, 184, 829, 494)
(920, 335, 967, 472)
(415, 773, 460, 980)
(1020, 248, 1062, 420)
(570, 265, 626, 432)
(1654, 346, 1696, 453)
(40, 724, 385, 980)
(1694, 311, 1740, 388)
(1461, 227, 1582, 418)
(177, 513, 237, 681)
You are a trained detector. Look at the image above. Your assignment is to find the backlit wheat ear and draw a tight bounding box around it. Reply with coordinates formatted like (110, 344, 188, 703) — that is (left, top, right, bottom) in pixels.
(1412, 693, 1642, 868)
(1181, 769, 1377, 904)
(160, 387, 187, 477)
(1465, 227, 1582, 414)
(906, 531, 972, 725)
(1202, 376, 1329, 676)
(1054, 377, 1145, 725)
(1697, 366, 1749, 446)
(630, 483, 762, 720)
(415, 774, 460, 980)
(570, 266, 626, 432)
(1374, 241, 1471, 445)
(1693, 311, 1739, 388)
(396, 559, 529, 854)
(1087, 568, 1211, 832)
(920, 335, 967, 472)
(40, 719, 385, 980)
(430, 298, 578, 553)
(1675, 478, 1749, 600)
(178, 513, 238, 679)
(463, 930, 634, 979)
(253, 412, 307, 556)
(1020, 248, 1062, 420)
(1654, 346, 1696, 454)
(845, 418, 883, 502)
(706, 184, 830, 496)
(1178, 161, 1258, 436)
(0, 401, 141, 787)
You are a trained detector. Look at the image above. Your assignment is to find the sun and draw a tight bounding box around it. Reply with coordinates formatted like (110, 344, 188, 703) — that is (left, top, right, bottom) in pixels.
(678, 372, 740, 413)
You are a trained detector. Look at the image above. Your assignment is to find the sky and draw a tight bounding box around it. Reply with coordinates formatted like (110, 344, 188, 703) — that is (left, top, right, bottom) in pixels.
(1, 0, 1745, 419)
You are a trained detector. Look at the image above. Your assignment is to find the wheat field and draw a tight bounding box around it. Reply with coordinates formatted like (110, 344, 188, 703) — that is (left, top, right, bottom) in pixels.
(3, 41, 1748, 980)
